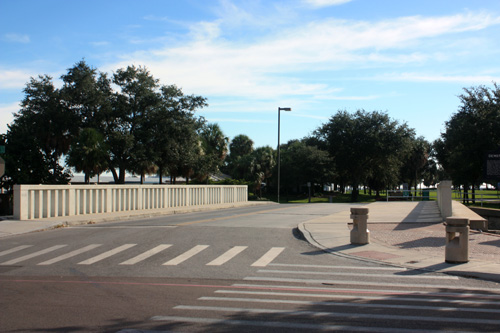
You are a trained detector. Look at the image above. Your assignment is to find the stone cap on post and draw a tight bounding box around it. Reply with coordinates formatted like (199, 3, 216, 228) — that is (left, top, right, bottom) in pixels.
(446, 217, 469, 227)
(350, 207, 369, 215)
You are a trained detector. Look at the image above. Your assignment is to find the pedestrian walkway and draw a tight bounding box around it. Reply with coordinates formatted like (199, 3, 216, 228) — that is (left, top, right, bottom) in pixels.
(299, 201, 500, 283)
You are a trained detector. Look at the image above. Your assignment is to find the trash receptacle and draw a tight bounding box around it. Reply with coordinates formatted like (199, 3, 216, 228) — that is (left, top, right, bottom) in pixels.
(422, 190, 429, 201)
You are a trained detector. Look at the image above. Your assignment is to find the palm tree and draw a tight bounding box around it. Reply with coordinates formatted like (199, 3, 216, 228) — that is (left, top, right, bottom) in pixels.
(197, 123, 229, 181)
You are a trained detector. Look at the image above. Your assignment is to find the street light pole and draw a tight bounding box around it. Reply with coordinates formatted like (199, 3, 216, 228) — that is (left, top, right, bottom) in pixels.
(277, 107, 291, 204)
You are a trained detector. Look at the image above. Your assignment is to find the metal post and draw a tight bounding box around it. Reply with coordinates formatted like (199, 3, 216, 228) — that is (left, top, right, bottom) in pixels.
(277, 107, 291, 204)
(278, 107, 281, 204)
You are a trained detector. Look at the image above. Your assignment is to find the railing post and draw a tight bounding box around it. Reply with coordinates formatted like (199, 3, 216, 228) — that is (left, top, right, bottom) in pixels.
(13, 185, 27, 220)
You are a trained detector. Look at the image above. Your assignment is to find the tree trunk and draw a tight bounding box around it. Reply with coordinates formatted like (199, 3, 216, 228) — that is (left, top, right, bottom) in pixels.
(110, 168, 119, 184)
(118, 168, 126, 184)
(158, 165, 163, 184)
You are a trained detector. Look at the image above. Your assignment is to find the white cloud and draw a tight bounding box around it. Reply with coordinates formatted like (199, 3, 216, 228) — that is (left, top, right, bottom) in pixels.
(377, 72, 500, 84)
(0, 69, 33, 89)
(107, 10, 500, 100)
(209, 118, 274, 123)
(4, 33, 30, 43)
(303, 0, 353, 8)
(0, 102, 19, 134)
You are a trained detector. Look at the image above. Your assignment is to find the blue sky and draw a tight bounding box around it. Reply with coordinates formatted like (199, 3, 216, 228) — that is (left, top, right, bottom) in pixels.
(2, 0, 500, 149)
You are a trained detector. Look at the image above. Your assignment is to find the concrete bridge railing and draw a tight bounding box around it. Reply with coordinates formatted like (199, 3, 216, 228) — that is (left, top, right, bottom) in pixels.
(13, 184, 248, 220)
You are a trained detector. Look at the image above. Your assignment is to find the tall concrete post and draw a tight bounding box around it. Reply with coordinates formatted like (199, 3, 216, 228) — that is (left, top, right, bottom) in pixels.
(350, 207, 370, 245)
(445, 217, 469, 263)
(437, 180, 452, 219)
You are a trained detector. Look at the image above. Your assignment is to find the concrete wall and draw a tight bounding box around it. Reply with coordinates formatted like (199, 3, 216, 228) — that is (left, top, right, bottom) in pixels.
(14, 184, 248, 220)
(469, 207, 500, 230)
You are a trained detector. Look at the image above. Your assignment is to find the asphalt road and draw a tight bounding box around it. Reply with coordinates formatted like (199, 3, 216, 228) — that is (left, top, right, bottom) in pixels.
(1, 204, 500, 332)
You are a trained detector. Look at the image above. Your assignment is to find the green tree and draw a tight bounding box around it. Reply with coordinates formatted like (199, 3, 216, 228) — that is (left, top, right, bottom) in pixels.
(279, 139, 332, 196)
(224, 134, 254, 179)
(66, 128, 109, 183)
(434, 84, 500, 202)
(107, 65, 161, 183)
(6, 75, 75, 184)
(60, 60, 112, 130)
(196, 123, 229, 182)
(249, 146, 276, 197)
(145, 85, 207, 184)
(399, 136, 431, 196)
(316, 110, 414, 201)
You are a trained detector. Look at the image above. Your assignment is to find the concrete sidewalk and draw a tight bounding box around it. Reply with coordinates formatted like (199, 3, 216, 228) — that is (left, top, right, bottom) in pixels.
(299, 201, 500, 283)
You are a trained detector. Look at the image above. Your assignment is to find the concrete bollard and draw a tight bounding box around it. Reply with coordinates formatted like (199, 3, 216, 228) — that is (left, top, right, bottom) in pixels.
(445, 217, 469, 263)
(350, 207, 370, 245)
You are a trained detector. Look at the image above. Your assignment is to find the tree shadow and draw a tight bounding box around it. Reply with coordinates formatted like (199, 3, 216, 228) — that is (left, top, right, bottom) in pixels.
(197, 283, 500, 332)
(394, 236, 445, 249)
(479, 238, 500, 247)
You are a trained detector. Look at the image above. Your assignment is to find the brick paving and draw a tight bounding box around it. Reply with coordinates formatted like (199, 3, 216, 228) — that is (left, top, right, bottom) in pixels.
(369, 223, 500, 264)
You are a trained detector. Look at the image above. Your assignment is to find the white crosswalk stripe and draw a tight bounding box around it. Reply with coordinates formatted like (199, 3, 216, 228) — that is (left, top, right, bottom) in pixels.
(257, 268, 458, 279)
(119, 244, 172, 265)
(38, 244, 102, 265)
(206, 246, 247, 266)
(150, 261, 500, 332)
(163, 245, 209, 266)
(78, 244, 137, 265)
(0, 245, 67, 265)
(250, 247, 285, 267)
(0, 243, 286, 267)
(0, 245, 33, 257)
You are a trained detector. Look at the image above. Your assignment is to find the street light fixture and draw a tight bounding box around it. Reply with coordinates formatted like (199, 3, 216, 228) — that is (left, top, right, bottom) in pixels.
(277, 107, 291, 204)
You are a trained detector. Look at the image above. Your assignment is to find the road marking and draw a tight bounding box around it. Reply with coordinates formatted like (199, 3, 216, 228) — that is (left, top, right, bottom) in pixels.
(175, 206, 292, 226)
(38, 244, 102, 265)
(119, 244, 172, 265)
(268, 263, 404, 271)
(251, 247, 285, 267)
(206, 246, 247, 266)
(214, 289, 500, 306)
(0, 245, 67, 265)
(173, 305, 500, 325)
(163, 245, 209, 266)
(150, 315, 427, 332)
(78, 244, 136, 265)
(70, 226, 177, 229)
(199, 296, 500, 314)
(0, 245, 33, 257)
(233, 283, 500, 296)
(243, 277, 480, 289)
(257, 269, 458, 279)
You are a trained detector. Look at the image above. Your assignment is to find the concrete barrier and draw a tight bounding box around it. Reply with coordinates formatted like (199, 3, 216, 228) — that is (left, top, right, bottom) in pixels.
(350, 207, 370, 245)
(437, 180, 452, 219)
(452, 201, 488, 231)
(13, 184, 248, 220)
(445, 217, 469, 263)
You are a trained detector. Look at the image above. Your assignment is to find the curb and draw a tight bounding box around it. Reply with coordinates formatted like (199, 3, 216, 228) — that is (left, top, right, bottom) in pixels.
(297, 221, 500, 283)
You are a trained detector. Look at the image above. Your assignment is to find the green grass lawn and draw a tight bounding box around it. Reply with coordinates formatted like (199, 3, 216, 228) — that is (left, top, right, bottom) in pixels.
(251, 189, 500, 207)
